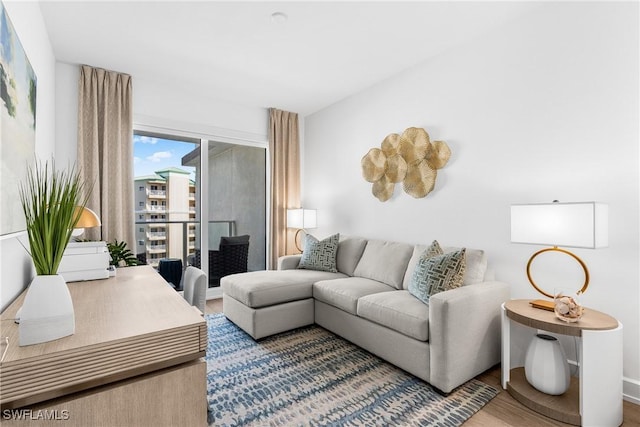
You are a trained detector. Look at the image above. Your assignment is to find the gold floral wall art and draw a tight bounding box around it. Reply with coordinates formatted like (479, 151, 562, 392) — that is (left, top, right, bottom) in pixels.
(361, 127, 451, 202)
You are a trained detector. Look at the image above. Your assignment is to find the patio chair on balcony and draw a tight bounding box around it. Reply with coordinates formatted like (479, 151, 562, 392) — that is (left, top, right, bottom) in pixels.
(192, 235, 249, 287)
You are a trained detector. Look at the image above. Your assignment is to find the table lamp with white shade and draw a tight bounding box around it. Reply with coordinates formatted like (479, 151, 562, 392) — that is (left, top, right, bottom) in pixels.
(287, 208, 317, 252)
(58, 206, 110, 282)
(510, 201, 608, 310)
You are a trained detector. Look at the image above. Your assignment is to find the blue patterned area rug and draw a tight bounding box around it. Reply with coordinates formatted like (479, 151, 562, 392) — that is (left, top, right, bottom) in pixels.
(206, 314, 499, 426)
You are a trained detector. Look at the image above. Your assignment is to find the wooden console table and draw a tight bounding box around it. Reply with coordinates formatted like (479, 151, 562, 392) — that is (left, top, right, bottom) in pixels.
(0, 265, 207, 426)
(501, 299, 622, 427)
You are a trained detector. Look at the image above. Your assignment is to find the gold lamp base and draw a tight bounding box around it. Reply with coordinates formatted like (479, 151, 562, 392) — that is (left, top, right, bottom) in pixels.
(526, 246, 590, 311)
(294, 229, 304, 253)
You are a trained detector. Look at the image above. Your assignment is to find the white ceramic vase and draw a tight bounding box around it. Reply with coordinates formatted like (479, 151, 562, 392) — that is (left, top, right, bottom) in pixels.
(524, 333, 570, 395)
(18, 274, 75, 346)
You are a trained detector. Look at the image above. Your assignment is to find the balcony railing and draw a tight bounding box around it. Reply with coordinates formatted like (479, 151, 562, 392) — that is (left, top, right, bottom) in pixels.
(148, 231, 167, 239)
(149, 205, 166, 211)
(148, 190, 166, 197)
(134, 220, 236, 269)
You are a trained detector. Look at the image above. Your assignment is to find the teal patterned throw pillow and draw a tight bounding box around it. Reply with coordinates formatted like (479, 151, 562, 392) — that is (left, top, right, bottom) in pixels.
(421, 240, 444, 259)
(298, 233, 340, 273)
(408, 244, 466, 305)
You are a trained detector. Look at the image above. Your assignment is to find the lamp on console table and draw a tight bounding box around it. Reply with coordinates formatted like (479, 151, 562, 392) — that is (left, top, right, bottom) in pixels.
(286, 208, 317, 252)
(510, 201, 608, 311)
(71, 205, 101, 237)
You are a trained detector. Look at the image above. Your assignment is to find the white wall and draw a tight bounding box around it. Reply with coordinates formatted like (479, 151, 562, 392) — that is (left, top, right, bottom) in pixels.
(134, 78, 268, 140)
(0, 2, 56, 311)
(304, 2, 639, 401)
(54, 61, 78, 167)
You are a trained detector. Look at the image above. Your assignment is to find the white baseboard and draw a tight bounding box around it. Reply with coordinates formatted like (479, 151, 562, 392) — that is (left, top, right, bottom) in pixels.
(206, 287, 223, 300)
(624, 377, 640, 405)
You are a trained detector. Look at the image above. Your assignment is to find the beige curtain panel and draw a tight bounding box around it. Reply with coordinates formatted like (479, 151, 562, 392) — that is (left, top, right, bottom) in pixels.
(269, 108, 301, 269)
(77, 65, 134, 248)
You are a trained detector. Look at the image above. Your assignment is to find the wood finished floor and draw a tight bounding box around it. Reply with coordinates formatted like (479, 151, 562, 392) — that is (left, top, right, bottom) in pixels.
(204, 299, 640, 426)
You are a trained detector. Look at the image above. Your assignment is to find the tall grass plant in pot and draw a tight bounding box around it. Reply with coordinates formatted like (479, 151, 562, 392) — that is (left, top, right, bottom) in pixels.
(18, 160, 88, 346)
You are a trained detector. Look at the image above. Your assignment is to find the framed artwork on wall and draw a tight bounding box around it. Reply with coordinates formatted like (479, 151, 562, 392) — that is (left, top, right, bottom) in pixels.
(0, 3, 37, 237)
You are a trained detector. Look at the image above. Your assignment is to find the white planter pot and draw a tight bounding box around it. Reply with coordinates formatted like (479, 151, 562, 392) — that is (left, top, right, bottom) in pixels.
(524, 333, 570, 395)
(18, 274, 75, 346)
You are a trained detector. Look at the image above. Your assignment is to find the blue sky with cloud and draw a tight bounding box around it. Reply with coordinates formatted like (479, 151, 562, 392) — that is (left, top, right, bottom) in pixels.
(133, 134, 196, 179)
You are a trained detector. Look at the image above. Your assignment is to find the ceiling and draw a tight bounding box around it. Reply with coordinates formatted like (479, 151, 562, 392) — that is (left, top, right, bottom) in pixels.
(39, 1, 539, 116)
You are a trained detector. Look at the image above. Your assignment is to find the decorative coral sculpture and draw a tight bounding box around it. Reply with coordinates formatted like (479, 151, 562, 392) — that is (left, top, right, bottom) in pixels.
(361, 127, 450, 201)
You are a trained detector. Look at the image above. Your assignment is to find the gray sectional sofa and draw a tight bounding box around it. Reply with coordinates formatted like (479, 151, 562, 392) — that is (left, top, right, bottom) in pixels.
(221, 235, 510, 393)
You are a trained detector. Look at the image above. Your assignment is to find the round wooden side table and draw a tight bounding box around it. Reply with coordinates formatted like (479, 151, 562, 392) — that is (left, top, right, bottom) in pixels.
(501, 299, 622, 427)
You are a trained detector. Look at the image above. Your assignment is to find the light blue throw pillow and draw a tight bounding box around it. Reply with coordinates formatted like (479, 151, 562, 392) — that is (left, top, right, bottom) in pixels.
(298, 233, 340, 273)
(409, 242, 466, 305)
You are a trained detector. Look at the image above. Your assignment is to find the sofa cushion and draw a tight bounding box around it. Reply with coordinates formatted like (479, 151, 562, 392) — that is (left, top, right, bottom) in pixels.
(298, 233, 339, 273)
(402, 243, 488, 289)
(408, 249, 466, 305)
(336, 236, 368, 276)
(352, 240, 413, 289)
(357, 290, 429, 341)
(313, 277, 395, 315)
(222, 270, 346, 308)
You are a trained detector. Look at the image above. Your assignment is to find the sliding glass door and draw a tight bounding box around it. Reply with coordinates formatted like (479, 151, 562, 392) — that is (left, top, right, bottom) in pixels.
(133, 129, 266, 295)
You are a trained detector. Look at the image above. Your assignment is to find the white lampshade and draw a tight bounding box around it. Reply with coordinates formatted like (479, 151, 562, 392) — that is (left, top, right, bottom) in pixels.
(511, 202, 608, 249)
(286, 208, 317, 229)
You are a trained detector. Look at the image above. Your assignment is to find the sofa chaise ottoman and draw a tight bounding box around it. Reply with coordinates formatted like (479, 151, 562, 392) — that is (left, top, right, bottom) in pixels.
(222, 235, 510, 393)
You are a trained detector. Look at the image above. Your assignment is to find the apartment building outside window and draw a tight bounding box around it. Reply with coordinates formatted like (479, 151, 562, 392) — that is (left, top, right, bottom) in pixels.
(134, 167, 196, 267)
